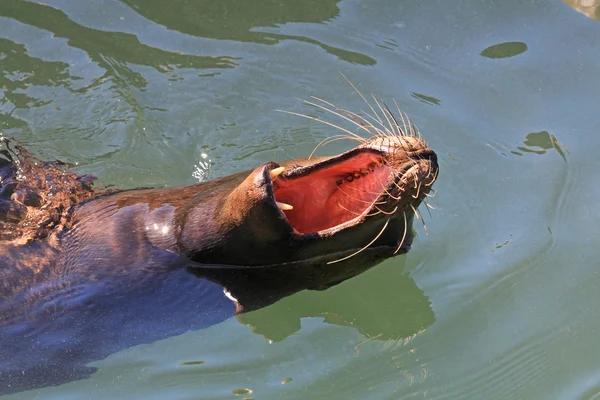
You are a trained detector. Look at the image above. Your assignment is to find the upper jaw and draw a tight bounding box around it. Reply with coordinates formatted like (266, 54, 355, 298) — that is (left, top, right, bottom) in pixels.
(262, 148, 398, 238)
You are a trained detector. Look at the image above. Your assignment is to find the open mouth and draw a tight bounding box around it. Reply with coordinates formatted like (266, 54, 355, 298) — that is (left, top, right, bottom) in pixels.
(270, 149, 394, 234)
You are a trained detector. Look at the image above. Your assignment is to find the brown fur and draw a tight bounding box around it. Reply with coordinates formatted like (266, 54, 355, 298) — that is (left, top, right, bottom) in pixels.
(0, 139, 104, 245)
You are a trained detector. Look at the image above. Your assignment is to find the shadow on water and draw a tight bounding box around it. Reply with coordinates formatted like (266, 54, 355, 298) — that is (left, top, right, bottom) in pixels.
(235, 258, 434, 343)
(121, 0, 376, 65)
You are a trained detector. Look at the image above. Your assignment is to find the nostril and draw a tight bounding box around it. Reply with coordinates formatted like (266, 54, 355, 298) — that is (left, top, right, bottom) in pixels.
(410, 149, 438, 165)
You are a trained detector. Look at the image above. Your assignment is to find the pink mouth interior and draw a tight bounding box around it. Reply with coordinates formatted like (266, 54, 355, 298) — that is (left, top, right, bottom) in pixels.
(273, 153, 392, 234)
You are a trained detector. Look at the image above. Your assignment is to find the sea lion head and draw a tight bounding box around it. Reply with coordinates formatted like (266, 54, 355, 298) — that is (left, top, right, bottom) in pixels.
(180, 110, 439, 270)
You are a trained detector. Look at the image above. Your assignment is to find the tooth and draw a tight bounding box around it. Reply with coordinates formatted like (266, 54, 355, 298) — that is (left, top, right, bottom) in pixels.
(270, 167, 285, 180)
(276, 201, 293, 211)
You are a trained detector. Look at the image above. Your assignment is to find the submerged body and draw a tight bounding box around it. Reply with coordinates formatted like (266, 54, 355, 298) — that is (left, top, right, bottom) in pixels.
(0, 103, 438, 395)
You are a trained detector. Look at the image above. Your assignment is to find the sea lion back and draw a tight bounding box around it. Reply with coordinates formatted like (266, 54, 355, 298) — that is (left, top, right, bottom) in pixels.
(0, 138, 98, 246)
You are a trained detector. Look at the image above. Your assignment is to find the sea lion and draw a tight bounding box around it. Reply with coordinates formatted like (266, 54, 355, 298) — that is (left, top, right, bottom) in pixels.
(0, 100, 438, 395)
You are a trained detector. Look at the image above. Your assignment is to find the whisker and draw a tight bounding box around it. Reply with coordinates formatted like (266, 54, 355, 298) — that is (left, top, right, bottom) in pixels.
(338, 108, 387, 139)
(337, 202, 367, 217)
(303, 98, 374, 139)
(424, 201, 433, 219)
(335, 184, 387, 206)
(371, 174, 403, 201)
(412, 181, 422, 199)
(366, 209, 384, 217)
(342, 182, 389, 198)
(425, 169, 439, 187)
(371, 95, 396, 139)
(309, 135, 363, 159)
(393, 212, 408, 255)
(341, 73, 383, 125)
(276, 110, 364, 142)
(393, 99, 409, 138)
(383, 103, 403, 138)
(375, 205, 398, 215)
(327, 218, 390, 264)
(425, 190, 437, 199)
(359, 111, 391, 139)
(410, 204, 420, 220)
(420, 215, 429, 235)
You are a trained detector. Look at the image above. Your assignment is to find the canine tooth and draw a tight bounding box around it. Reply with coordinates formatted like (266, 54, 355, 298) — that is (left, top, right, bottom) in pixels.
(276, 201, 293, 211)
(270, 167, 285, 180)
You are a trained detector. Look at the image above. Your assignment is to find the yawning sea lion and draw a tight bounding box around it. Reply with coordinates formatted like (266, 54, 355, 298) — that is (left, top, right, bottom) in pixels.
(0, 97, 438, 394)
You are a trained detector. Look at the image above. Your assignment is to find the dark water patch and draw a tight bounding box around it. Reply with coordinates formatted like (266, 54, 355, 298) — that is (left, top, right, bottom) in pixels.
(121, 0, 375, 65)
(411, 92, 441, 106)
(180, 360, 206, 366)
(481, 41, 528, 59)
(0, 0, 237, 76)
(511, 130, 568, 162)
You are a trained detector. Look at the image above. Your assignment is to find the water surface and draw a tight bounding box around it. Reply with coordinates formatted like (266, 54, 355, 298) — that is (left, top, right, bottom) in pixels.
(2, 0, 600, 398)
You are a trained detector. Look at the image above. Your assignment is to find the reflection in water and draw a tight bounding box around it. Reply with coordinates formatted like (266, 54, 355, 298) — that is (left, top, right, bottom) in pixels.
(511, 131, 568, 162)
(563, 0, 600, 21)
(0, 38, 72, 129)
(0, 1, 236, 95)
(235, 260, 434, 343)
(0, 0, 238, 143)
(480, 42, 528, 59)
(121, 0, 376, 65)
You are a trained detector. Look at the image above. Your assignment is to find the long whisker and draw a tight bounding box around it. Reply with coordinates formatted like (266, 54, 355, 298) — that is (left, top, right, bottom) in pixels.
(276, 110, 364, 142)
(309, 135, 363, 159)
(307, 92, 384, 138)
(327, 218, 390, 264)
(338, 202, 383, 218)
(337, 107, 387, 139)
(424, 201, 434, 219)
(342, 182, 391, 198)
(393, 212, 408, 255)
(336, 184, 387, 205)
(410, 204, 420, 220)
(425, 195, 437, 205)
(303, 98, 375, 138)
(341, 73, 383, 125)
(420, 215, 429, 235)
(371, 95, 396, 139)
(383, 103, 403, 138)
(359, 110, 392, 138)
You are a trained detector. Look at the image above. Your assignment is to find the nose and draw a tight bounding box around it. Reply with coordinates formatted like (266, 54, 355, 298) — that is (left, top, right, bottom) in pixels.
(410, 149, 438, 166)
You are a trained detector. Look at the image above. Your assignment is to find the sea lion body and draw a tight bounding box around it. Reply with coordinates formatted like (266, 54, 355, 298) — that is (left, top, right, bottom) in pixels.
(0, 107, 439, 394)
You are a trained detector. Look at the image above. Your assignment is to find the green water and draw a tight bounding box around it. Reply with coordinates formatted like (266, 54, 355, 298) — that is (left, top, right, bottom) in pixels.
(2, 0, 600, 398)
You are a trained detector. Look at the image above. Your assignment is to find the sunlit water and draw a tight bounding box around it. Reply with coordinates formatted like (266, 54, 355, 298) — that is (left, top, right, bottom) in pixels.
(2, 0, 600, 398)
